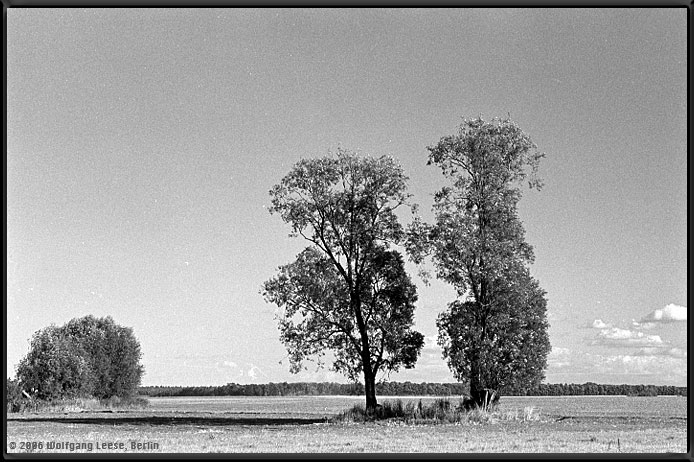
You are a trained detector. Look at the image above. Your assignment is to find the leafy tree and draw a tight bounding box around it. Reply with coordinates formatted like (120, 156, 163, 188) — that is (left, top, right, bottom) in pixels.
(409, 117, 550, 409)
(16, 315, 144, 401)
(16, 325, 94, 400)
(264, 149, 424, 412)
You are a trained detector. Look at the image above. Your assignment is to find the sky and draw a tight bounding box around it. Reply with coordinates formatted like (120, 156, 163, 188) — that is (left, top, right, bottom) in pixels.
(6, 8, 687, 387)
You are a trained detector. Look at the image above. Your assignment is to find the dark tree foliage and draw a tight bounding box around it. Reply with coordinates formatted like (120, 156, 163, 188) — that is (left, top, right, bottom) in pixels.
(437, 263, 550, 400)
(511, 383, 687, 397)
(264, 149, 424, 411)
(138, 381, 467, 397)
(16, 315, 144, 401)
(138, 382, 686, 397)
(15, 326, 94, 400)
(6, 378, 27, 412)
(409, 117, 551, 409)
(264, 246, 423, 384)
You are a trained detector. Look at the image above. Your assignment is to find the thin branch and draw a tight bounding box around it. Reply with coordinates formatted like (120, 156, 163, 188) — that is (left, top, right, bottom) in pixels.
(296, 294, 363, 353)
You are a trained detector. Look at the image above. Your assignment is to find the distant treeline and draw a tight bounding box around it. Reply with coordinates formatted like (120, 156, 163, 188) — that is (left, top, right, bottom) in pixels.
(514, 382, 687, 397)
(139, 381, 465, 397)
(139, 381, 687, 397)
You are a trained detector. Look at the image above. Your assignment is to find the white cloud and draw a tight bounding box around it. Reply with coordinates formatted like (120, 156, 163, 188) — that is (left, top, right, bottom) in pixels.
(634, 347, 687, 359)
(222, 360, 238, 369)
(640, 304, 687, 323)
(247, 364, 265, 380)
(599, 327, 638, 340)
(632, 320, 657, 330)
(545, 348, 687, 386)
(594, 327, 663, 347)
(596, 353, 685, 380)
(588, 319, 611, 329)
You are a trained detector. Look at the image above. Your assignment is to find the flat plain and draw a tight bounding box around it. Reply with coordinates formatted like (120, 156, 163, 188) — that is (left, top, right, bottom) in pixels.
(6, 395, 688, 454)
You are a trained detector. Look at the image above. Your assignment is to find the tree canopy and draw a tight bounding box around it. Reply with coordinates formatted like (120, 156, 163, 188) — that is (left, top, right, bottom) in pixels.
(268, 149, 411, 271)
(263, 246, 423, 381)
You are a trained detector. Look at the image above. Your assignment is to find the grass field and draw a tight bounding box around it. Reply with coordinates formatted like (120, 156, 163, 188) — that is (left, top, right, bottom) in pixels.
(6, 395, 688, 454)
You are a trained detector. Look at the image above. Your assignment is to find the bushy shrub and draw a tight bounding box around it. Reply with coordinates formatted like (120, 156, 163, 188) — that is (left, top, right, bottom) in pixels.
(6, 377, 31, 412)
(14, 315, 144, 403)
(333, 398, 463, 423)
(16, 326, 95, 401)
(60, 316, 144, 399)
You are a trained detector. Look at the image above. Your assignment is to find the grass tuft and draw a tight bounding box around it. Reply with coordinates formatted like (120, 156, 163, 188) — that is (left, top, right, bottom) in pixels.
(331, 398, 542, 425)
(9, 395, 149, 413)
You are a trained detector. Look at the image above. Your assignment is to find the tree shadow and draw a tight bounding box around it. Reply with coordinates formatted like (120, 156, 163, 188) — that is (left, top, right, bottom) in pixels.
(7, 415, 328, 427)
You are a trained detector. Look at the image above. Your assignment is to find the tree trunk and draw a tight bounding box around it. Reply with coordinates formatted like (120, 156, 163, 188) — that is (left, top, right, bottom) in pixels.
(465, 361, 498, 411)
(363, 367, 378, 413)
(467, 383, 499, 411)
(466, 361, 483, 410)
(351, 286, 378, 413)
(468, 385, 497, 410)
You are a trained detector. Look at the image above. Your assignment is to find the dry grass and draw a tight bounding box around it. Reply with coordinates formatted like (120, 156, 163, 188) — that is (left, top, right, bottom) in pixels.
(6, 396, 687, 454)
(13, 396, 149, 414)
(6, 417, 686, 453)
(332, 399, 544, 425)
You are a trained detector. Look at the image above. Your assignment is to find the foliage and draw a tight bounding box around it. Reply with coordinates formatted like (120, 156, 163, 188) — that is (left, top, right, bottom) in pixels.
(138, 381, 468, 397)
(437, 264, 550, 397)
(263, 246, 423, 382)
(16, 325, 95, 401)
(61, 315, 144, 399)
(264, 148, 424, 410)
(518, 383, 687, 397)
(268, 149, 411, 250)
(408, 116, 551, 408)
(137, 381, 687, 398)
(15, 315, 144, 402)
(6, 377, 32, 413)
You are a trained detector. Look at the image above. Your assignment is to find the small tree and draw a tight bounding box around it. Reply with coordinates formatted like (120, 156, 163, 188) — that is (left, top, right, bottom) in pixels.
(16, 315, 144, 401)
(264, 149, 424, 412)
(16, 326, 94, 401)
(409, 117, 551, 409)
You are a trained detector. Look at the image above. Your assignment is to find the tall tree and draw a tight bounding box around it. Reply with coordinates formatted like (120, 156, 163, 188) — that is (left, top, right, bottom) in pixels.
(409, 117, 551, 409)
(264, 149, 424, 412)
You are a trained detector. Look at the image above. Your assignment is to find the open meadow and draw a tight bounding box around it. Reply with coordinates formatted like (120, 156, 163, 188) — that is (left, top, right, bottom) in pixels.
(6, 395, 688, 454)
